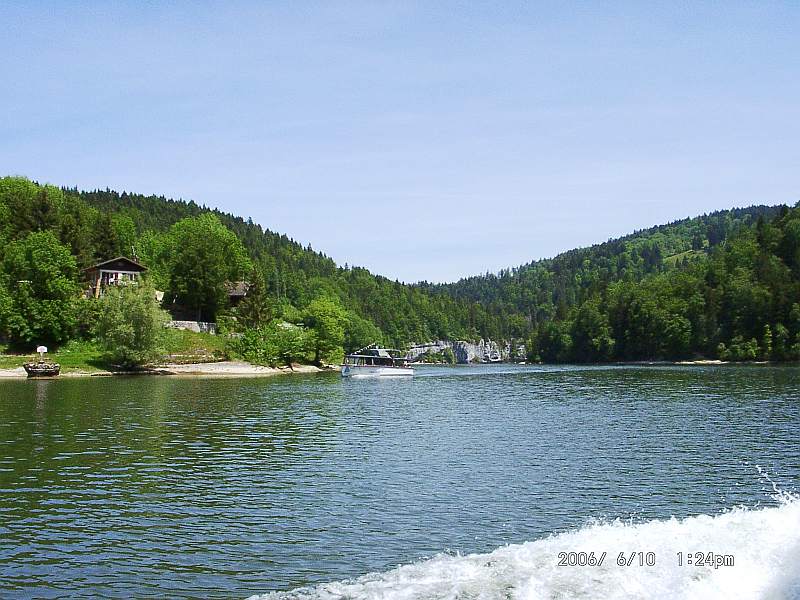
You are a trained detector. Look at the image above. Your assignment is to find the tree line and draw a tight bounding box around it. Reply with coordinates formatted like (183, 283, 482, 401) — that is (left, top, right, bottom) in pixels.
(416, 204, 800, 362)
(1, 175, 798, 364)
(0, 177, 487, 365)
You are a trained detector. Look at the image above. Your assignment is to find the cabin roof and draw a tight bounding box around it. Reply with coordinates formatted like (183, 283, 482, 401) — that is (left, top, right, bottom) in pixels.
(84, 256, 147, 272)
(225, 281, 251, 297)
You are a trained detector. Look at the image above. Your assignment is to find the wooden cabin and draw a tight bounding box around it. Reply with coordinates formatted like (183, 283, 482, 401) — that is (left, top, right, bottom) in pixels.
(225, 281, 251, 307)
(84, 257, 147, 298)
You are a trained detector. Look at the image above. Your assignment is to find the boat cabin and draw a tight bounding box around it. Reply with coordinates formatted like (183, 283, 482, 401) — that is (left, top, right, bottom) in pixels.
(341, 344, 415, 377)
(343, 347, 410, 367)
(84, 256, 147, 298)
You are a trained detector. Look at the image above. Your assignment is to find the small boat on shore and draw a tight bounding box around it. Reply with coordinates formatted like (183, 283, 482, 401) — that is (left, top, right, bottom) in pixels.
(341, 345, 414, 378)
(23, 346, 60, 378)
(23, 361, 61, 378)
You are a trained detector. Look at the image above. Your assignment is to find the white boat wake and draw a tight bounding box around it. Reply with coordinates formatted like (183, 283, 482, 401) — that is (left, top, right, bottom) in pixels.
(249, 491, 800, 600)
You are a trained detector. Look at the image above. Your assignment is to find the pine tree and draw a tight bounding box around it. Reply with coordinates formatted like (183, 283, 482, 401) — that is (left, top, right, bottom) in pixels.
(92, 212, 121, 261)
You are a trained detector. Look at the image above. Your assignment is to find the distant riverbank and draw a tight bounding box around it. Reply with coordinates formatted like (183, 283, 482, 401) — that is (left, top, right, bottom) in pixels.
(2, 356, 787, 380)
(0, 330, 333, 380)
(0, 360, 328, 379)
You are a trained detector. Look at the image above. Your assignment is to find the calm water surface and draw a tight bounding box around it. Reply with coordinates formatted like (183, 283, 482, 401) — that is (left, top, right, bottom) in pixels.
(0, 364, 798, 598)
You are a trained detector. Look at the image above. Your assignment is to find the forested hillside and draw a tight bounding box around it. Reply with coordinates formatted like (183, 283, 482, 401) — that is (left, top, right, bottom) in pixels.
(68, 185, 511, 342)
(0, 177, 496, 347)
(1, 175, 798, 363)
(420, 206, 781, 328)
(424, 205, 800, 362)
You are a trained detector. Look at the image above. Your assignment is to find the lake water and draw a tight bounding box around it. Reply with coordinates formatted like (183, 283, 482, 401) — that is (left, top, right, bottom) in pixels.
(1, 364, 799, 599)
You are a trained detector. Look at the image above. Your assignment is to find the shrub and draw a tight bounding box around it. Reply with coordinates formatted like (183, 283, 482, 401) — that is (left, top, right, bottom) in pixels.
(231, 322, 310, 367)
(94, 281, 170, 367)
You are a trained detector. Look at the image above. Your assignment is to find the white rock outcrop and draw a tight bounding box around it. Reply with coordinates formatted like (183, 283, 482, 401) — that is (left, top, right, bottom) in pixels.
(407, 339, 526, 363)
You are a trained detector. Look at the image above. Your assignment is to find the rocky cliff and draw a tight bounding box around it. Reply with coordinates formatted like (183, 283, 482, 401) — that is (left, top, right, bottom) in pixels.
(407, 339, 526, 364)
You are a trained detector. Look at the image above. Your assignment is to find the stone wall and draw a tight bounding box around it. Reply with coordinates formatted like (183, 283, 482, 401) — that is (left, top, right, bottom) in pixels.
(166, 321, 217, 335)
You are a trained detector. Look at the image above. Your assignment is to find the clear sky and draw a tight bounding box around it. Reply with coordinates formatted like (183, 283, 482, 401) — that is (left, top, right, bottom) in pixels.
(2, 2, 798, 283)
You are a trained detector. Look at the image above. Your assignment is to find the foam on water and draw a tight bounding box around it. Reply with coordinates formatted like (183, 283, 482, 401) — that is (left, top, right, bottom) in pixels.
(249, 495, 800, 600)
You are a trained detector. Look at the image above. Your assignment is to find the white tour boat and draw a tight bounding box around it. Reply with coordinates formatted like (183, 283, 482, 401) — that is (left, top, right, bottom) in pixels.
(341, 345, 414, 378)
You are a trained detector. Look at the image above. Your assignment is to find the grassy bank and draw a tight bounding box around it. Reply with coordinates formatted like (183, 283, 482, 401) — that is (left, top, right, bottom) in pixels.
(0, 340, 107, 373)
(0, 330, 229, 374)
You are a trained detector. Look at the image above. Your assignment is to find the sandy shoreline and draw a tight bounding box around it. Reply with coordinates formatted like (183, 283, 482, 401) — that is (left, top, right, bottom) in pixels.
(1, 358, 785, 379)
(0, 361, 329, 379)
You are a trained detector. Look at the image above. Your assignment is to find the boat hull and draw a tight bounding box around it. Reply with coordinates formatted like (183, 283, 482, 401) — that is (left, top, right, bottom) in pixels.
(341, 364, 414, 378)
(23, 362, 61, 378)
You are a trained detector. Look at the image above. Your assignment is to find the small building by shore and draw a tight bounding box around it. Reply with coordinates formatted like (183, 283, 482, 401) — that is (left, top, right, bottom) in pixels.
(84, 256, 147, 298)
(225, 281, 251, 307)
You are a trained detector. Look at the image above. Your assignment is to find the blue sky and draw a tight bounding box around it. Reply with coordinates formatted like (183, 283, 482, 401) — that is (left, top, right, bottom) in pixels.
(2, 2, 799, 282)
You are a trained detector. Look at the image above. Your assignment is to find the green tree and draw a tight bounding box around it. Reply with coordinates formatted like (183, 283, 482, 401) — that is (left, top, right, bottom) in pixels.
(231, 321, 309, 367)
(58, 203, 96, 268)
(536, 321, 573, 362)
(90, 213, 137, 262)
(94, 280, 170, 366)
(0, 281, 13, 338)
(165, 214, 252, 321)
(0, 178, 61, 240)
(270, 323, 310, 367)
(570, 299, 615, 362)
(773, 323, 790, 360)
(723, 335, 759, 361)
(92, 212, 121, 261)
(236, 266, 273, 328)
(135, 230, 170, 291)
(304, 295, 347, 364)
(661, 313, 692, 359)
(0, 231, 79, 346)
(30, 189, 59, 233)
(526, 330, 541, 362)
(113, 214, 138, 257)
(344, 311, 383, 353)
(761, 324, 773, 360)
